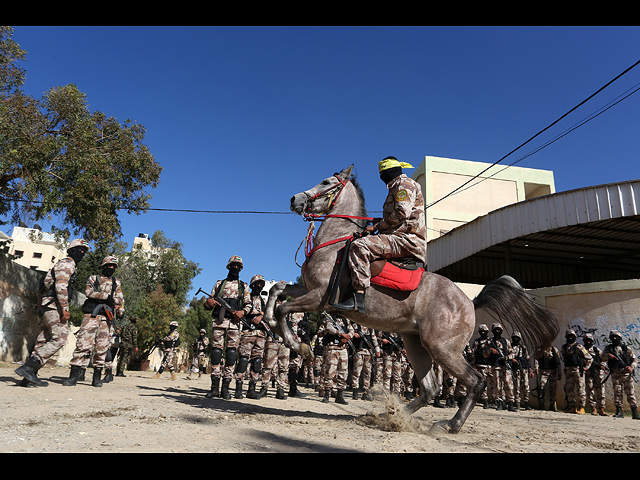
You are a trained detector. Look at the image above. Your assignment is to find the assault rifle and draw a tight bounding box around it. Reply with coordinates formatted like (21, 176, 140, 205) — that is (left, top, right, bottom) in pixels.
(196, 287, 276, 340)
(489, 338, 512, 371)
(322, 311, 356, 353)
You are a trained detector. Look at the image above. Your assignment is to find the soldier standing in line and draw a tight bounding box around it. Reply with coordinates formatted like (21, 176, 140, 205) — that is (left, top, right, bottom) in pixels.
(204, 255, 252, 400)
(102, 326, 121, 383)
(15, 239, 90, 387)
(319, 313, 354, 404)
(471, 324, 493, 408)
(533, 345, 563, 411)
(378, 331, 404, 397)
(258, 293, 288, 399)
(583, 333, 608, 416)
(350, 323, 377, 400)
(152, 321, 180, 380)
(233, 275, 268, 399)
(511, 331, 533, 411)
(483, 323, 516, 411)
(187, 329, 209, 380)
(602, 330, 640, 419)
(561, 329, 592, 414)
(116, 316, 138, 377)
(63, 255, 124, 388)
(287, 311, 310, 398)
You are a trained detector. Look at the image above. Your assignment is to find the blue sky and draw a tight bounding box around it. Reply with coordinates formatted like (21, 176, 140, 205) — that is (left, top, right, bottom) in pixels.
(8, 26, 640, 298)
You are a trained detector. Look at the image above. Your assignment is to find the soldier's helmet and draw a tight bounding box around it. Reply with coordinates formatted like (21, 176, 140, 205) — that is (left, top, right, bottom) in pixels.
(101, 256, 118, 267)
(250, 274, 265, 287)
(67, 239, 90, 252)
(227, 255, 243, 269)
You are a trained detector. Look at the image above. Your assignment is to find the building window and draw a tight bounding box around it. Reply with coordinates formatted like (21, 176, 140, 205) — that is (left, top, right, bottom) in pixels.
(14, 250, 24, 258)
(32, 252, 42, 259)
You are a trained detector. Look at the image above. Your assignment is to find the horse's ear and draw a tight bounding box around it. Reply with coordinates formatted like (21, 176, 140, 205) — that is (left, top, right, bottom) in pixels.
(338, 164, 354, 180)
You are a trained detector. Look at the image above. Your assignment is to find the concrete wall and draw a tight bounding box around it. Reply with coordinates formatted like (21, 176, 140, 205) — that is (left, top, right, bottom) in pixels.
(460, 278, 640, 411)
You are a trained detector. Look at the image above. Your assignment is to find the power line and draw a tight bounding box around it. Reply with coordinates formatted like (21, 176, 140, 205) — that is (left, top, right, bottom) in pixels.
(425, 58, 640, 210)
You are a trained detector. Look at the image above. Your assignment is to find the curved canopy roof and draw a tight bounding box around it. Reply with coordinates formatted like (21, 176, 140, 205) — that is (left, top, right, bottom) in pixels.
(427, 179, 640, 289)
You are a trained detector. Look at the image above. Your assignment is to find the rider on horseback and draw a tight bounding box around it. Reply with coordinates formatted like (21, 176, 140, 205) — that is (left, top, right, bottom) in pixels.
(333, 156, 427, 313)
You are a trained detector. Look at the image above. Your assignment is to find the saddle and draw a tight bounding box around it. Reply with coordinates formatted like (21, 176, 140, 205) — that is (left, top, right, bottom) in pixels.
(369, 257, 425, 291)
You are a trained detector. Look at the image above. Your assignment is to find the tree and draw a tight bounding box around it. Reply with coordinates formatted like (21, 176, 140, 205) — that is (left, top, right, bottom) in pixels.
(0, 26, 162, 242)
(136, 286, 183, 351)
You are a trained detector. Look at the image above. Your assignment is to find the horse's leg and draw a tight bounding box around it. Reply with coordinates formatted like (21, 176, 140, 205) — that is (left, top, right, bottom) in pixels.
(401, 333, 439, 414)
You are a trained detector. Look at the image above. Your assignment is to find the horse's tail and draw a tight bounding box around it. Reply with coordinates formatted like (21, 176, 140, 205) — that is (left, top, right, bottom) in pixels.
(472, 275, 559, 352)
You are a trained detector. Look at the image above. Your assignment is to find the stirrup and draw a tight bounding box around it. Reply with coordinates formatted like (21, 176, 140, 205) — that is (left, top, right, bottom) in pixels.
(333, 292, 365, 313)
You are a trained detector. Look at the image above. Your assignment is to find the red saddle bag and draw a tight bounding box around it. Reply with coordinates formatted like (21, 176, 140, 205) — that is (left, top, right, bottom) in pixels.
(370, 261, 424, 291)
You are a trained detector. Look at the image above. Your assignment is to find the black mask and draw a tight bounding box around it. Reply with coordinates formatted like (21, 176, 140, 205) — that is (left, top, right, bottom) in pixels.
(251, 284, 264, 295)
(611, 336, 622, 346)
(227, 267, 241, 280)
(68, 247, 87, 265)
(102, 265, 116, 277)
(380, 167, 402, 185)
(493, 330, 502, 339)
(512, 337, 520, 345)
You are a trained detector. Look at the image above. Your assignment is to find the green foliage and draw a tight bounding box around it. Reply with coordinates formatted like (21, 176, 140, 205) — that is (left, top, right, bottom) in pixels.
(0, 26, 162, 242)
(136, 286, 183, 351)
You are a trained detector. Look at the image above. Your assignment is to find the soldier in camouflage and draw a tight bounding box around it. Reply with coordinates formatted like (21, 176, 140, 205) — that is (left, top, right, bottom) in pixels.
(561, 329, 592, 414)
(471, 324, 493, 407)
(187, 329, 209, 380)
(583, 333, 607, 416)
(602, 330, 639, 419)
(318, 313, 354, 404)
(483, 323, 516, 411)
(533, 345, 562, 411)
(204, 255, 252, 400)
(64, 255, 125, 388)
(350, 323, 378, 400)
(511, 331, 533, 411)
(116, 316, 138, 377)
(153, 321, 180, 380)
(15, 239, 90, 387)
(334, 156, 426, 313)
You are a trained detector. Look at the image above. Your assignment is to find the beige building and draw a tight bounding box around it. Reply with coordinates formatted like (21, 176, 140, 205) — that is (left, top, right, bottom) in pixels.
(2, 226, 66, 273)
(413, 155, 555, 241)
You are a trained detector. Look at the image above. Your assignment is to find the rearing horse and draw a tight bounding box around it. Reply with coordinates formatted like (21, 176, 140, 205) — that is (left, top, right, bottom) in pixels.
(264, 164, 559, 434)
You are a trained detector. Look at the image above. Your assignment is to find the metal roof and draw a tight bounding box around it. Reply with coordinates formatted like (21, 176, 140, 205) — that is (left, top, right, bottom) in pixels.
(427, 179, 640, 289)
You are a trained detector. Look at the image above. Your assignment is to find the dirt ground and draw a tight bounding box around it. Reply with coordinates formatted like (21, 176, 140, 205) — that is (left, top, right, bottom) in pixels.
(2, 363, 640, 453)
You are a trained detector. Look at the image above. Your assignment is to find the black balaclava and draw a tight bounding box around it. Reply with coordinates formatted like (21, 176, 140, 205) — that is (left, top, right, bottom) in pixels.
(251, 283, 264, 296)
(227, 265, 241, 280)
(611, 335, 622, 346)
(68, 247, 87, 265)
(380, 166, 402, 185)
(102, 264, 116, 277)
(511, 336, 521, 346)
(493, 328, 503, 340)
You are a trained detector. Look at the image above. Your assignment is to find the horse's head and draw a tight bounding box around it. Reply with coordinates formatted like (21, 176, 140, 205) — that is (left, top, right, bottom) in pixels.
(290, 165, 354, 216)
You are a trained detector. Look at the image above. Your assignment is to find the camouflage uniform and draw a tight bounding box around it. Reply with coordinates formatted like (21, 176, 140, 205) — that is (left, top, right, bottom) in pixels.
(511, 332, 532, 410)
(583, 334, 607, 415)
(188, 330, 209, 379)
(602, 330, 639, 418)
(156, 325, 180, 378)
(319, 315, 354, 404)
(348, 173, 426, 291)
(378, 331, 404, 395)
(561, 329, 593, 414)
(117, 318, 138, 376)
(286, 312, 309, 397)
(16, 239, 89, 387)
(534, 346, 562, 411)
(483, 323, 516, 411)
(258, 298, 288, 399)
(350, 324, 378, 399)
(471, 325, 494, 406)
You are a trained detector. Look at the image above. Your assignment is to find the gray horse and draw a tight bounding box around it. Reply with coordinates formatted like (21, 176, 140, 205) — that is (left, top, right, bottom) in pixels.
(264, 165, 559, 434)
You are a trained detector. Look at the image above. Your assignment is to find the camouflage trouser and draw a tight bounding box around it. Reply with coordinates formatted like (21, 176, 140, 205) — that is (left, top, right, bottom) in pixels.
(585, 369, 607, 409)
(352, 349, 373, 390)
(70, 314, 112, 368)
(312, 355, 324, 386)
(117, 343, 134, 372)
(161, 348, 176, 373)
(475, 365, 492, 402)
(488, 366, 514, 402)
(321, 345, 349, 391)
(348, 233, 422, 290)
(210, 326, 241, 379)
(611, 370, 638, 407)
(190, 352, 207, 373)
(261, 340, 289, 389)
(32, 307, 70, 365)
(436, 365, 455, 399)
(512, 368, 531, 404)
(537, 369, 559, 406)
(564, 366, 586, 408)
(401, 358, 415, 394)
(382, 351, 403, 394)
(235, 333, 266, 382)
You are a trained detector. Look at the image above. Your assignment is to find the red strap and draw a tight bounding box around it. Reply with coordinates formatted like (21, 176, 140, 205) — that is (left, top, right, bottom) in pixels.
(306, 235, 353, 258)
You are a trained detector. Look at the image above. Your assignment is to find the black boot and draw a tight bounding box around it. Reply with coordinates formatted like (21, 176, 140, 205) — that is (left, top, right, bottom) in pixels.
(221, 378, 232, 399)
(92, 367, 103, 387)
(246, 381, 260, 399)
(353, 388, 360, 400)
(433, 395, 445, 408)
(102, 369, 114, 383)
(335, 390, 348, 405)
(116, 368, 126, 377)
(614, 406, 624, 418)
(15, 357, 48, 387)
(322, 390, 331, 403)
(288, 379, 299, 397)
(206, 376, 220, 399)
(507, 401, 517, 412)
(63, 365, 84, 386)
(496, 399, 504, 411)
(632, 407, 640, 420)
(234, 380, 243, 399)
(258, 384, 269, 399)
(276, 387, 286, 399)
(333, 291, 366, 313)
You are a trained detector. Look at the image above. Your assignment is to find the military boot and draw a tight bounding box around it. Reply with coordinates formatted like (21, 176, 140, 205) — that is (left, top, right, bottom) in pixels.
(15, 357, 48, 387)
(353, 388, 360, 400)
(63, 365, 84, 387)
(507, 401, 517, 412)
(152, 366, 164, 379)
(288, 379, 299, 397)
(220, 378, 232, 399)
(333, 291, 366, 313)
(433, 395, 445, 408)
(234, 380, 244, 399)
(102, 369, 114, 383)
(116, 368, 126, 377)
(335, 390, 348, 405)
(614, 406, 624, 418)
(92, 367, 103, 387)
(632, 407, 640, 420)
(246, 381, 260, 399)
(276, 387, 286, 400)
(258, 384, 269, 399)
(205, 376, 220, 399)
(321, 390, 331, 403)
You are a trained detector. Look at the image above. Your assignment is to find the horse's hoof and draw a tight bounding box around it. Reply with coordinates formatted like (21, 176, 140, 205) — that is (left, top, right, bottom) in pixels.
(429, 420, 452, 436)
